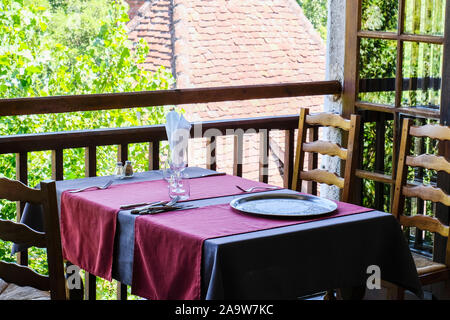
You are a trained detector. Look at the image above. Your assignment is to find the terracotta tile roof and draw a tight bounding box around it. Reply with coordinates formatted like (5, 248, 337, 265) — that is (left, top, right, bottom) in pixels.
(126, 0, 326, 185)
(128, 0, 173, 73)
(126, 0, 326, 108)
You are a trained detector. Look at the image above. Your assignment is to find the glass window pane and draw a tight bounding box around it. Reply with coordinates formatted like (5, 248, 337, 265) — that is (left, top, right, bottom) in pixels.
(401, 41, 442, 109)
(404, 0, 445, 36)
(358, 38, 397, 105)
(361, 0, 398, 32)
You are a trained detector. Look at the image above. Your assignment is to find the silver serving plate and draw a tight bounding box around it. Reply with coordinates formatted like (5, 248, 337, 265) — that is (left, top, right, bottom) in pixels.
(230, 193, 337, 218)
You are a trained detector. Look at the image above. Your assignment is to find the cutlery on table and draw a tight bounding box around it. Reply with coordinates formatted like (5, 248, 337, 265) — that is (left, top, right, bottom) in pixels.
(195, 172, 226, 178)
(69, 180, 114, 193)
(236, 185, 279, 193)
(136, 204, 197, 215)
(130, 196, 180, 214)
(120, 200, 166, 210)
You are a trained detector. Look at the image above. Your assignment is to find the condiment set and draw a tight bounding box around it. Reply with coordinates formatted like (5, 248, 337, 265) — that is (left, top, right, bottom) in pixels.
(115, 160, 134, 179)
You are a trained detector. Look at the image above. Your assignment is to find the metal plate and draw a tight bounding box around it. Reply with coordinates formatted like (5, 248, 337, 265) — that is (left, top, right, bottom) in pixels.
(230, 193, 337, 218)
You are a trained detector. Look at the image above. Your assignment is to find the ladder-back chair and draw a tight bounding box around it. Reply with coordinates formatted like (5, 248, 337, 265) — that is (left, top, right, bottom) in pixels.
(291, 108, 361, 204)
(391, 118, 450, 297)
(0, 178, 66, 300)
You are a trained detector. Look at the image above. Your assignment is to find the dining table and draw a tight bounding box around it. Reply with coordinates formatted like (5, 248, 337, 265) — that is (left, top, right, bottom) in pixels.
(16, 167, 423, 300)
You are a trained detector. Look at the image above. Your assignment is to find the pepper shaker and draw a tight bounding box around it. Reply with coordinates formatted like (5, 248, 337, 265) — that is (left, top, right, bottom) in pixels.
(124, 160, 133, 177)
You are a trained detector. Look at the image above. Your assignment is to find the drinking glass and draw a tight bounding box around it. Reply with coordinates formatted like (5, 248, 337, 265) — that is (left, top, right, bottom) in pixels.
(162, 157, 176, 187)
(168, 172, 190, 200)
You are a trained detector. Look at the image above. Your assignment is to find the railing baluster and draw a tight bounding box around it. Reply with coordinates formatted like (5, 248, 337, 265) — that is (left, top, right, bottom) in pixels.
(259, 130, 269, 183)
(84, 145, 97, 300)
(51, 149, 64, 181)
(149, 141, 160, 170)
(206, 136, 217, 171)
(15, 152, 28, 266)
(116, 282, 127, 301)
(283, 130, 295, 189)
(233, 134, 243, 177)
(84, 273, 96, 301)
(118, 143, 128, 163)
(307, 127, 319, 195)
(85, 145, 97, 178)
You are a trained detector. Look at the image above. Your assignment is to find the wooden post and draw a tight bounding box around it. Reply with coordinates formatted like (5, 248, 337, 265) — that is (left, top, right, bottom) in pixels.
(118, 143, 128, 163)
(258, 130, 269, 183)
(51, 149, 64, 181)
(233, 133, 243, 177)
(84, 145, 97, 300)
(15, 152, 28, 266)
(283, 129, 295, 189)
(149, 141, 160, 170)
(206, 136, 216, 171)
(306, 127, 318, 195)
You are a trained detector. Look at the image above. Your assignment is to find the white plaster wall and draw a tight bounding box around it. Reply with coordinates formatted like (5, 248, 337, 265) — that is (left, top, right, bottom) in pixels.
(321, 0, 345, 200)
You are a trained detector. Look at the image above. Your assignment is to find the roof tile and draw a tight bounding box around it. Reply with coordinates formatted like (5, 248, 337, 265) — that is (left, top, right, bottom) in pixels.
(126, 0, 326, 121)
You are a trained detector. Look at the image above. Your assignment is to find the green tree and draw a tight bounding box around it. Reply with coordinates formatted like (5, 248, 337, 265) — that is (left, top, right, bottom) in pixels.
(297, 0, 328, 40)
(0, 0, 174, 299)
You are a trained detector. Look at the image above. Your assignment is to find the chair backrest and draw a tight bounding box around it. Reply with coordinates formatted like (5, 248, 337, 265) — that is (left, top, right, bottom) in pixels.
(291, 108, 361, 203)
(0, 178, 66, 299)
(392, 118, 450, 265)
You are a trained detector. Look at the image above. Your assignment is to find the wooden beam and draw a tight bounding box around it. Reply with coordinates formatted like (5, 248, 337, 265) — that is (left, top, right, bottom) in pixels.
(0, 81, 342, 117)
(0, 115, 299, 154)
(357, 30, 444, 45)
(342, 0, 362, 117)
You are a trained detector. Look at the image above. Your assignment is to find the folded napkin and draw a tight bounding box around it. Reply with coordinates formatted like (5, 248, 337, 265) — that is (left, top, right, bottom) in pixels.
(165, 109, 191, 166)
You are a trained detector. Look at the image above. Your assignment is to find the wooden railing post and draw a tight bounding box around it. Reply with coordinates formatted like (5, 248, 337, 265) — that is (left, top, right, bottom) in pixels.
(259, 130, 269, 183)
(118, 143, 128, 163)
(283, 130, 295, 189)
(84, 145, 97, 300)
(116, 281, 127, 301)
(149, 141, 160, 170)
(51, 149, 64, 181)
(307, 127, 318, 195)
(15, 152, 28, 266)
(233, 134, 243, 177)
(206, 136, 217, 171)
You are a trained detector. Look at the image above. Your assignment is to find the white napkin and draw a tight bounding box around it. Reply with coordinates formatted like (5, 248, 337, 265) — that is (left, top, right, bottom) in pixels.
(165, 109, 191, 166)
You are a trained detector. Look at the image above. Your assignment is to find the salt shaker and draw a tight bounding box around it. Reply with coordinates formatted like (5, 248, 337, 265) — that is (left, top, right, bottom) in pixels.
(114, 162, 123, 178)
(124, 160, 134, 177)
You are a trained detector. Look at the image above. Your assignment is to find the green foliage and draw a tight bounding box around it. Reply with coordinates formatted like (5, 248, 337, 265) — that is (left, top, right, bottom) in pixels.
(296, 0, 328, 40)
(0, 0, 174, 299)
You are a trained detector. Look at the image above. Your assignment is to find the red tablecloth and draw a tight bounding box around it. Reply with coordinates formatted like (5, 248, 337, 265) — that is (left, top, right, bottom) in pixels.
(131, 200, 372, 300)
(60, 175, 277, 280)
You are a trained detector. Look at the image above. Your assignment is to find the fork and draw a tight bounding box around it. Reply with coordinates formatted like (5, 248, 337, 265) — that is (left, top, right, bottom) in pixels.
(236, 185, 278, 192)
(130, 196, 180, 214)
(69, 180, 114, 193)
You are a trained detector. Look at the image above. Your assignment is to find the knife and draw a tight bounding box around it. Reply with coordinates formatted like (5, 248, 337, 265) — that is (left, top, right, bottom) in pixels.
(120, 200, 166, 210)
(189, 172, 226, 179)
(136, 204, 197, 215)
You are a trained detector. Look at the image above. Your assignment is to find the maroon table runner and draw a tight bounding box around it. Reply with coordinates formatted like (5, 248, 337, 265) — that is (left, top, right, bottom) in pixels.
(60, 175, 276, 280)
(131, 200, 373, 300)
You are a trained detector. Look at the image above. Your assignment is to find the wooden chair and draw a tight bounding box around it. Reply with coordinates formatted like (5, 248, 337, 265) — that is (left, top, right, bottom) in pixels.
(391, 118, 450, 298)
(292, 108, 361, 203)
(292, 108, 360, 300)
(0, 178, 66, 300)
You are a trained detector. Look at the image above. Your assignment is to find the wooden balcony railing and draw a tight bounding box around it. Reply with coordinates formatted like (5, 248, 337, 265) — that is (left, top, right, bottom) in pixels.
(0, 80, 341, 299)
